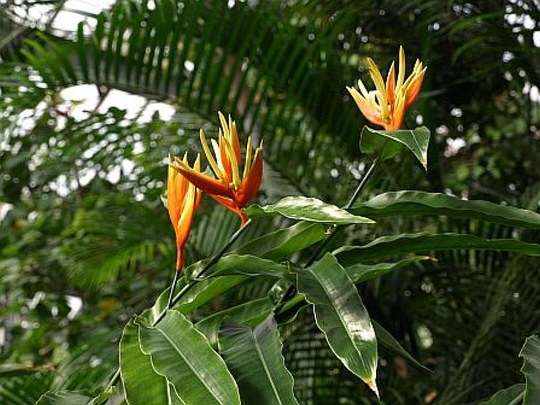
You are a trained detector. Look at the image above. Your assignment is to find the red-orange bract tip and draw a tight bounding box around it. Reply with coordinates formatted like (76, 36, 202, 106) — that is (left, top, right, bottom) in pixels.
(167, 156, 202, 270)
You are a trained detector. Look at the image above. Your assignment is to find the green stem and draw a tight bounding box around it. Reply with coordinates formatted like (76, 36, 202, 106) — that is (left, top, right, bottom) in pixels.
(103, 369, 120, 392)
(152, 219, 251, 326)
(304, 157, 379, 267)
(345, 157, 379, 210)
(166, 270, 181, 310)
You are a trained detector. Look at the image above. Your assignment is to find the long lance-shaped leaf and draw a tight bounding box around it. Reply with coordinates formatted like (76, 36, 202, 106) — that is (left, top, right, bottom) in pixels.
(234, 221, 326, 261)
(120, 320, 173, 405)
(335, 233, 540, 266)
(360, 126, 430, 168)
(479, 384, 525, 405)
(296, 253, 379, 396)
(218, 316, 299, 405)
(197, 298, 274, 348)
(520, 335, 540, 404)
(147, 275, 252, 325)
(175, 276, 248, 314)
(246, 196, 375, 224)
(351, 191, 540, 229)
(372, 320, 429, 372)
(137, 310, 241, 405)
(347, 256, 432, 283)
(191, 254, 288, 279)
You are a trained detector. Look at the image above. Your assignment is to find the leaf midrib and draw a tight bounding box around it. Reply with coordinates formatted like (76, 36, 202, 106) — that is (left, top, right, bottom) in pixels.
(154, 321, 223, 404)
(250, 328, 284, 405)
(408, 130, 425, 160)
(312, 267, 370, 374)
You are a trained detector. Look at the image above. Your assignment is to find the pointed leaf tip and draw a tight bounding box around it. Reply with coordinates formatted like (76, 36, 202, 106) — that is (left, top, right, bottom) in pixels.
(360, 126, 431, 169)
(367, 379, 379, 399)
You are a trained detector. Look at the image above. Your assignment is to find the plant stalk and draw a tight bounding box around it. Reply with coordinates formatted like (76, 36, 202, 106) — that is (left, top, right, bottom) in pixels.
(152, 219, 251, 326)
(305, 156, 379, 267)
(166, 270, 181, 310)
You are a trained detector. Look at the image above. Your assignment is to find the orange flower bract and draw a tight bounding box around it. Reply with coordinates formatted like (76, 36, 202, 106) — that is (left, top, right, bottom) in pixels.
(347, 46, 427, 131)
(171, 113, 263, 225)
(167, 154, 202, 271)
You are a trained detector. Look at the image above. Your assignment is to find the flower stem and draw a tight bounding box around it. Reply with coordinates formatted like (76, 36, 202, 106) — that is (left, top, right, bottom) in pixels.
(152, 219, 251, 326)
(104, 369, 120, 392)
(166, 270, 181, 310)
(305, 156, 379, 267)
(345, 157, 379, 210)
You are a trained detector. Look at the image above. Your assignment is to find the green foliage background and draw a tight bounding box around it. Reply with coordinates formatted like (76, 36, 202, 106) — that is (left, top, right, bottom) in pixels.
(1, 0, 539, 403)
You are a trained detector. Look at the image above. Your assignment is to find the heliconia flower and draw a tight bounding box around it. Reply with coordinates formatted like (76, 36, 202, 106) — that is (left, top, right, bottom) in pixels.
(171, 112, 263, 225)
(347, 46, 427, 131)
(167, 154, 202, 271)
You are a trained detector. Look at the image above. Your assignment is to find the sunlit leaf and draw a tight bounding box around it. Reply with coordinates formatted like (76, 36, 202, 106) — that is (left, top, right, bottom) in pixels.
(246, 196, 375, 224)
(296, 253, 378, 395)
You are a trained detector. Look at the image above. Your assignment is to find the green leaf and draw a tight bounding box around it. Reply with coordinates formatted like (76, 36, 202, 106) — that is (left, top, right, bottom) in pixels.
(246, 196, 375, 224)
(147, 274, 252, 324)
(175, 276, 249, 314)
(296, 253, 378, 395)
(197, 298, 274, 348)
(347, 256, 432, 283)
(360, 126, 430, 168)
(88, 388, 118, 405)
(234, 221, 326, 261)
(120, 320, 171, 405)
(335, 233, 540, 266)
(196, 254, 288, 279)
(479, 384, 525, 405)
(218, 315, 299, 405)
(352, 191, 540, 229)
(372, 320, 429, 372)
(520, 334, 540, 404)
(36, 391, 93, 405)
(138, 310, 241, 405)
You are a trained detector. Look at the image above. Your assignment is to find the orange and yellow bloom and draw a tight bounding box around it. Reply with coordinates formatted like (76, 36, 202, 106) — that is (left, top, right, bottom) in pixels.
(167, 154, 202, 270)
(171, 113, 263, 225)
(347, 46, 426, 131)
